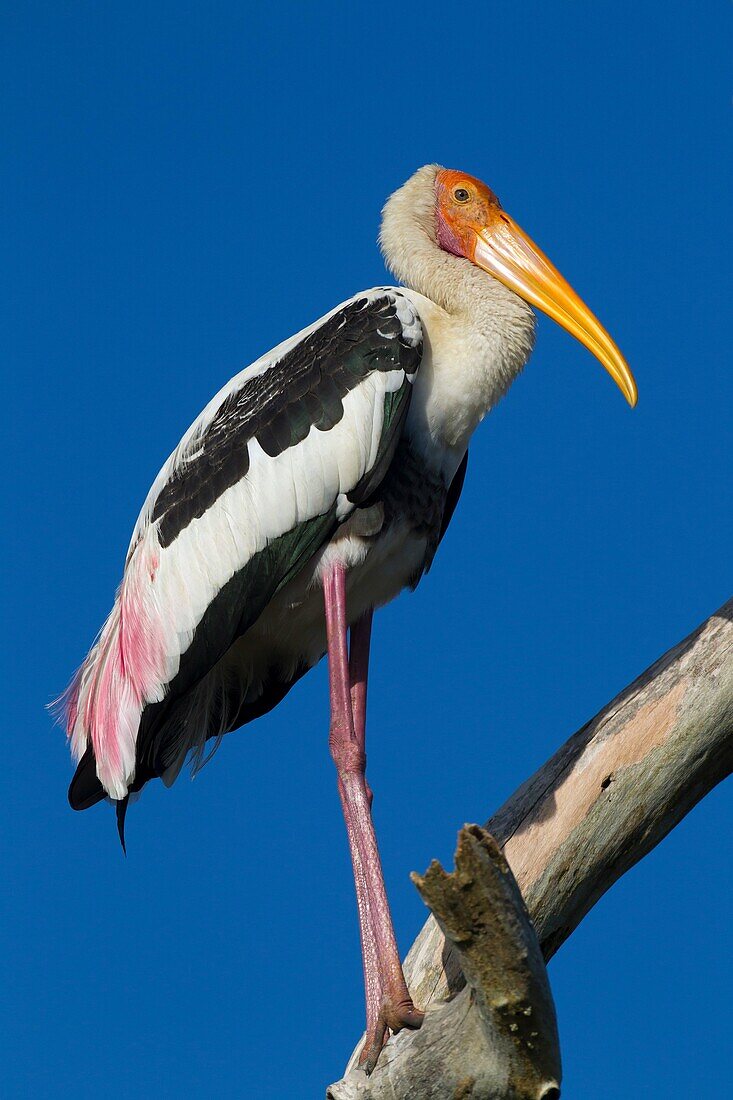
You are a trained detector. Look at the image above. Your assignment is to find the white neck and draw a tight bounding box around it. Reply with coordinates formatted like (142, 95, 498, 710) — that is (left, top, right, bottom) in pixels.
(380, 165, 535, 467)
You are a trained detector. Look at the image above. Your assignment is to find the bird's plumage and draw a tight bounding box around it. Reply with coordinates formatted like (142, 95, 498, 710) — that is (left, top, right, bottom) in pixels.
(63, 164, 543, 818)
(65, 287, 462, 808)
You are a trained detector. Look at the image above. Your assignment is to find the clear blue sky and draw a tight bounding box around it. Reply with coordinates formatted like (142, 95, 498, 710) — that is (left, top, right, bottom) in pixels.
(2, 3, 730, 1097)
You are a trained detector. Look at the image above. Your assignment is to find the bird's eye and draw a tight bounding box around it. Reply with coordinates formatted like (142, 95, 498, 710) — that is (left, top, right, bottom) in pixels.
(453, 187, 471, 203)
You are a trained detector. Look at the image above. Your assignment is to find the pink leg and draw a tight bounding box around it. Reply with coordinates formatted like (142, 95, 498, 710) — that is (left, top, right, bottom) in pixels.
(349, 610, 373, 807)
(344, 611, 382, 1046)
(337, 779, 385, 1055)
(323, 564, 423, 1073)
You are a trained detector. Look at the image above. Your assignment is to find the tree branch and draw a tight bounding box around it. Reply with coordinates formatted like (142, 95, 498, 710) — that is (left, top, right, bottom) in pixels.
(330, 598, 733, 1096)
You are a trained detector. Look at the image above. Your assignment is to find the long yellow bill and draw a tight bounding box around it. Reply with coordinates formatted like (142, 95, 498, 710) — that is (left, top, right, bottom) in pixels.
(473, 213, 637, 406)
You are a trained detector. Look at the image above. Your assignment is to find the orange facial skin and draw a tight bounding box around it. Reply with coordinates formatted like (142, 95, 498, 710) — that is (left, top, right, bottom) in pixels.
(435, 168, 504, 259)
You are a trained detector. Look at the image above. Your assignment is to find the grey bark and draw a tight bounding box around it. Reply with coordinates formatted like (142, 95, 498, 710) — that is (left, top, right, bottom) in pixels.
(329, 599, 733, 1098)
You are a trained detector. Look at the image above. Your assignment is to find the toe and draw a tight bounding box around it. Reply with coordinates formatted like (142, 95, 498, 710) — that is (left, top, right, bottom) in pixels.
(360, 1021, 388, 1076)
(384, 999, 424, 1033)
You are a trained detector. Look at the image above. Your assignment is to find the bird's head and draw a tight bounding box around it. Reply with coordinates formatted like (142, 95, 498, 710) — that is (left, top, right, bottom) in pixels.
(433, 167, 637, 406)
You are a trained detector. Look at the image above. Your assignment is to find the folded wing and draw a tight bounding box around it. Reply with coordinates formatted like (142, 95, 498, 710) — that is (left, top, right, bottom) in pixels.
(64, 289, 423, 804)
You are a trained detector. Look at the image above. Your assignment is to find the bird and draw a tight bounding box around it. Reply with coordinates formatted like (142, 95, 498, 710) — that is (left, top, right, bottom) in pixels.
(60, 164, 637, 1071)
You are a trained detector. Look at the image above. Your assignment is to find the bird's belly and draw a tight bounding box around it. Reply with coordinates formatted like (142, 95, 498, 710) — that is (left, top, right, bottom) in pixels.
(344, 522, 430, 616)
(230, 520, 429, 688)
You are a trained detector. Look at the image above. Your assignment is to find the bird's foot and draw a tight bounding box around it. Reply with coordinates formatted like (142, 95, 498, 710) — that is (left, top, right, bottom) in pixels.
(360, 998, 424, 1075)
(360, 1020, 388, 1076)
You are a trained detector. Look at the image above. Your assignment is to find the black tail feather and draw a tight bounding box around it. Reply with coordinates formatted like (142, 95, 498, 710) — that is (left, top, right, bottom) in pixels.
(116, 796, 129, 854)
(68, 746, 106, 811)
(67, 666, 310, 851)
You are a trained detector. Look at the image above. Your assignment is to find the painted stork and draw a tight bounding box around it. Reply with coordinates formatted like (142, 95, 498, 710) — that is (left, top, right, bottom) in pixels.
(62, 165, 636, 1069)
